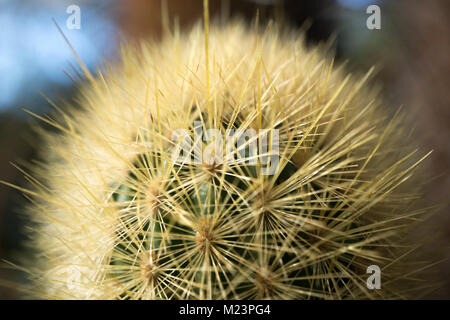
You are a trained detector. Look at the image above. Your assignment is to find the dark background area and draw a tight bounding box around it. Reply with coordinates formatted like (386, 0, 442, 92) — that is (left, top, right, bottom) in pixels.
(0, 0, 449, 299)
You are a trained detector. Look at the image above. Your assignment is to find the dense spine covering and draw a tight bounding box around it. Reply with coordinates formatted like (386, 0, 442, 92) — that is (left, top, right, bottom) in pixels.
(19, 21, 431, 299)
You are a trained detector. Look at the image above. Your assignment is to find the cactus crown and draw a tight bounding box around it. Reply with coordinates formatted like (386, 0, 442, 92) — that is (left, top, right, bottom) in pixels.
(15, 17, 431, 299)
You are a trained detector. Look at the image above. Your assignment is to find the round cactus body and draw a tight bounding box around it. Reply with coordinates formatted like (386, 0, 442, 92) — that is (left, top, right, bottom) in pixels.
(23, 21, 430, 299)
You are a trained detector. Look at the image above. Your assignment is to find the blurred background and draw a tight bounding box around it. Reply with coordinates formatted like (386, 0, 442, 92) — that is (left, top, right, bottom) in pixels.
(0, 0, 448, 299)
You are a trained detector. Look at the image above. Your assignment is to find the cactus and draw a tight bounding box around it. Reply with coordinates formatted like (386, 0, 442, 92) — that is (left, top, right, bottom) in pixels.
(9, 16, 434, 299)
